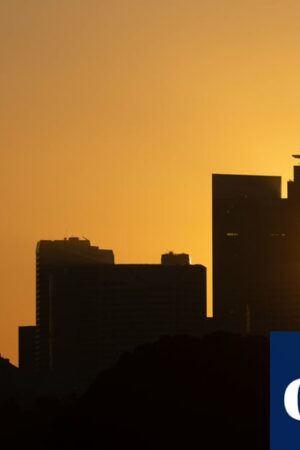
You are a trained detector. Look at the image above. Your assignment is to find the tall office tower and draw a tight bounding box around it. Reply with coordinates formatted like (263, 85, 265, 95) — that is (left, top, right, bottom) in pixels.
(48, 259, 206, 385)
(213, 157, 300, 334)
(36, 237, 114, 370)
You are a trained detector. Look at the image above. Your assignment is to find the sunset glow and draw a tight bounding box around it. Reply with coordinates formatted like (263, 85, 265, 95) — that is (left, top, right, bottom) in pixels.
(0, 0, 299, 363)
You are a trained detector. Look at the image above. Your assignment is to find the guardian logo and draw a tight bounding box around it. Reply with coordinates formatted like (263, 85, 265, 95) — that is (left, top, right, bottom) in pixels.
(270, 332, 300, 449)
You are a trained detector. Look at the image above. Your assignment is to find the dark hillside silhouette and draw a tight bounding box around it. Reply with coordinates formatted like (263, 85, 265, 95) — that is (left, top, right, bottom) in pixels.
(0, 334, 269, 449)
(47, 333, 269, 450)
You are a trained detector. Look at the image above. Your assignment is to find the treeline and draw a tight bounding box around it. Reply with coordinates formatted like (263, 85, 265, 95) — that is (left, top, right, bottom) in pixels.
(0, 333, 269, 449)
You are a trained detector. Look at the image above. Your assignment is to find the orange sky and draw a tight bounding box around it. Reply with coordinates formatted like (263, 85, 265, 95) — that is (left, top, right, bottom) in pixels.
(1, 0, 299, 364)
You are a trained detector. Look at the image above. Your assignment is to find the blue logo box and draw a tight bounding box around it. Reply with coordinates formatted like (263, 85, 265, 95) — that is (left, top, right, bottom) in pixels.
(270, 332, 300, 449)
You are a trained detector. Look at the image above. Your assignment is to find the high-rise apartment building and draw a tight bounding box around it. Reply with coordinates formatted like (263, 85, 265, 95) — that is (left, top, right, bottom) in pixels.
(36, 237, 114, 370)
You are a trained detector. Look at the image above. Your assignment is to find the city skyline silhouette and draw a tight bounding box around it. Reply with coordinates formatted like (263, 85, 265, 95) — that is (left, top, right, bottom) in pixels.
(2, 155, 298, 364)
(2, 0, 300, 364)
(13, 156, 300, 386)
(2, 3, 300, 448)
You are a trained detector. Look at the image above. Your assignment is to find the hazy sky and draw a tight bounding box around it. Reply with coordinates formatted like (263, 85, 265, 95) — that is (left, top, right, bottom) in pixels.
(1, 0, 300, 363)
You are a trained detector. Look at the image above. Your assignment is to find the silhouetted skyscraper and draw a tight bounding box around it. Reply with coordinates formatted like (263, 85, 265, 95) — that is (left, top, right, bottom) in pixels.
(36, 237, 114, 370)
(213, 158, 300, 333)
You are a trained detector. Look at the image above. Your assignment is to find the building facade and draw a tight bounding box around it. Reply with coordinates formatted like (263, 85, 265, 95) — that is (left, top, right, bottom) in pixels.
(36, 237, 114, 370)
(213, 159, 300, 334)
(49, 263, 206, 384)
